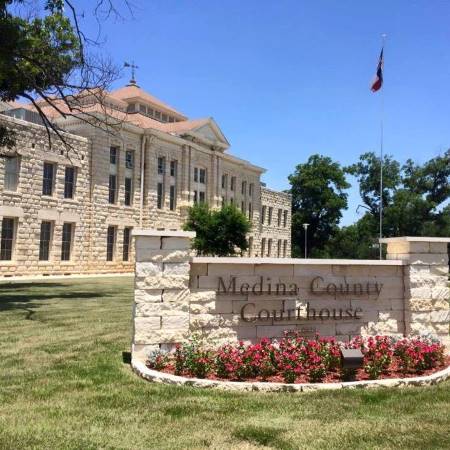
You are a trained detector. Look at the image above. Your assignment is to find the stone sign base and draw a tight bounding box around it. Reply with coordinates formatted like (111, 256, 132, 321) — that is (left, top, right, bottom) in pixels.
(131, 231, 450, 362)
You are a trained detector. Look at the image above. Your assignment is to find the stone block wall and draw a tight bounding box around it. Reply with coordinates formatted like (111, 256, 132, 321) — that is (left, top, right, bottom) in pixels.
(382, 237, 450, 347)
(132, 231, 450, 362)
(259, 186, 291, 258)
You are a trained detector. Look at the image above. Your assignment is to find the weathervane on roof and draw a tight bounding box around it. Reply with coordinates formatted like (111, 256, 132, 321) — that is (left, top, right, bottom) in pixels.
(124, 61, 139, 87)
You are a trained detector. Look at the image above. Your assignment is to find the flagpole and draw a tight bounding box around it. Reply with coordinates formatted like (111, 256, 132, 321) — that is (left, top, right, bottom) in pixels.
(379, 33, 386, 260)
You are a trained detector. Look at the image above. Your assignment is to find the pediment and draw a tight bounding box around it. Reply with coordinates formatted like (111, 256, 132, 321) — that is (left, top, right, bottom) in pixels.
(190, 118, 230, 149)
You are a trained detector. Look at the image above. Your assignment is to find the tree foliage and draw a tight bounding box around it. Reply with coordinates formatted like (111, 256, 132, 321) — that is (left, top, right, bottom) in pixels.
(288, 154, 350, 257)
(183, 203, 251, 256)
(289, 150, 449, 259)
(0, 0, 130, 151)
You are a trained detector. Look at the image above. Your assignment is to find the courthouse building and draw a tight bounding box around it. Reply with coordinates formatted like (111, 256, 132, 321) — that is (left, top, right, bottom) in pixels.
(0, 81, 291, 277)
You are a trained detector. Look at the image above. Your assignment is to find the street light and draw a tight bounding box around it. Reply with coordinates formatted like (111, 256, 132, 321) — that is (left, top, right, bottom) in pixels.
(303, 223, 309, 258)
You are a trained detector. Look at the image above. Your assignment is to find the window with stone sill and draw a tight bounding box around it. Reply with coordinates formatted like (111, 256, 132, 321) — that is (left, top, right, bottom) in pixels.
(221, 173, 228, 190)
(261, 238, 266, 257)
(230, 176, 236, 191)
(169, 185, 176, 211)
(61, 222, 73, 261)
(157, 182, 164, 209)
(0, 217, 15, 261)
(39, 221, 53, 261)
(170, 160, 177, 177)
(4, 156, 20, 192)
(268, 207, 273, 225)
(283, 210, 288, 228)
(106, 225, 116, 261)
(157, 157, 165, 175)
(277, 209, 282, 227)
(64, 166, 76, 199)
(125, 150, 134, 169)
(110, 147, 118, 165)
(267, 239, 272, 257)
(123, 227, 132, 261)
(261, 206, 266, 224)
(42, 162, 55, 196)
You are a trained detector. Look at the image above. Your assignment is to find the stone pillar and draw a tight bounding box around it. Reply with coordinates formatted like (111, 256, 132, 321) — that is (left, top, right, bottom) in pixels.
(132, 229, 195, 361)
(381, 237, 450, 347)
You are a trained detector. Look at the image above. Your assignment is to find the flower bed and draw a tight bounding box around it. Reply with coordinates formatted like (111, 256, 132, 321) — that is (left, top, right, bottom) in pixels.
(146, 332, 449, 384)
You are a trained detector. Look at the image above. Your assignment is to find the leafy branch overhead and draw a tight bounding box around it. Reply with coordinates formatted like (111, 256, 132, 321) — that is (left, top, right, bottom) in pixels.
(0, 0, 132, 152)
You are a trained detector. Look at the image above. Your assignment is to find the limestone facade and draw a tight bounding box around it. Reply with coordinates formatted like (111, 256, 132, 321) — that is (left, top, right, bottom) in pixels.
(132, 231, 450, 361)
(0, 84, 291, 277)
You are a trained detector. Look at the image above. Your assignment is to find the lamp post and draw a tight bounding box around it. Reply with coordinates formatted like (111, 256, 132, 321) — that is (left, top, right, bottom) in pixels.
(303, 223, 309, 258)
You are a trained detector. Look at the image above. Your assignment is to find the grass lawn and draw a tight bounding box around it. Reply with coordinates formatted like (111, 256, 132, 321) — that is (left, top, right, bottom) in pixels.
(0, 277, 449, 450)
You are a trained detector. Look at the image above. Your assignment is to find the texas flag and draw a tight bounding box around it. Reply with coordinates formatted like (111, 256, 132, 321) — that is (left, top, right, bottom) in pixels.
(371, 48, 384, 92)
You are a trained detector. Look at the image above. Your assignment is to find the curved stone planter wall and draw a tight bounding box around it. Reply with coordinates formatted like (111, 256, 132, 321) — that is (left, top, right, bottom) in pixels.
(132, 359, 450, 392)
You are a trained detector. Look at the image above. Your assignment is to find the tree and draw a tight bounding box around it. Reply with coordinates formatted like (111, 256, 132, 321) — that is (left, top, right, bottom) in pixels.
(0, 0, 131, 152)
(345, 152, 401, 216)
(288, 154, 350, 257)
(342, 150, 450, 257)
(183, 203, 251, 256)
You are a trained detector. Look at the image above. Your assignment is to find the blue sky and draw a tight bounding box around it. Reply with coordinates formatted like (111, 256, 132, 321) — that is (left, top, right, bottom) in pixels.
(79, 0, 450, 225)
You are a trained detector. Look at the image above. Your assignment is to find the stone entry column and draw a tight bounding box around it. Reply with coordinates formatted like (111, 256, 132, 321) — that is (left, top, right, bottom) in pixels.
(381, 237, 450, 348)
(132, 230, 195, 361)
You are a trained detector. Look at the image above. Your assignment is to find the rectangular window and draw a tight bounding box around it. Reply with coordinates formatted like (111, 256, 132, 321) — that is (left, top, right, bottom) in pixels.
(261, 238, 266, 257)
(221, 174, 228, 189)
(125, 150, 134, 169)
(124, 177, 132, 206)
(109, 174, 117, 204)
(229, 197, 234, 205)
(162, 113, 168, 122)
(230, 176, 236, 191)
(199, 191, 206, 203)
(42, 162, 55, 196)
(283, 240, 287, 257)
(0, 218, 14, 260)
(157, 157, 165, 175)
(170, 185, 176, 211)
(155, 111, 161, 120)
(64, 166, 76, 199)
(61, 223, 73, 261)
(248, 237, 253, 257)
(268, 207, 273, 225)
(249, 183, 254, 198)
(39, 221, 52, 261)
(241, 181, 247, 195)
(241, 201, 245, 212)
(267, 239, 272, 257)
(194, 167, 198, 182)
(4, 156, 20, 191)
(261, 206, 266, 224)
(248, 202, 253, 219)
(278, 209, 282, 227)
(106, 226, 116, 261)
(157, 182, 164, 209)
(199, 168, 206, 184)
(283, 210, 288, 227)
(123, 227, 132, 261)
(110, 147, 118, 165)
(277, 239, 282, 258)
(170, 160, 177, 177)
(193, 190, 198, 204)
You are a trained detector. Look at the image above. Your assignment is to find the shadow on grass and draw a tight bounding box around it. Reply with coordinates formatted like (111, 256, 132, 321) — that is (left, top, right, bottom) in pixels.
(232, 426, 295, 450)
(0, 288, 114, 315)
(0, 282, 67, 290)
